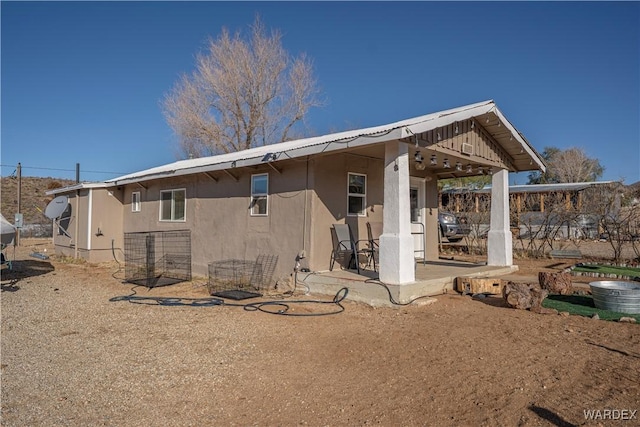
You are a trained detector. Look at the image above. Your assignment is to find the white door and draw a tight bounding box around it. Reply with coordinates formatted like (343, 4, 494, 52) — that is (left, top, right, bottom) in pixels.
(410, 178, 426, 260)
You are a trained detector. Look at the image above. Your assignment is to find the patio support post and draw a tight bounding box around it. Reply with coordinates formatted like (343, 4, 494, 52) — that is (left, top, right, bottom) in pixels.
(487, 168, 513, 266)
(379, 141, 415, 284)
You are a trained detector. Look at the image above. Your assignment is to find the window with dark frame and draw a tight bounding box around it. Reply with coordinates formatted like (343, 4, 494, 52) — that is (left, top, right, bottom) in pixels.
(159, 189, 186, 221)
(347, 173, 366, 216)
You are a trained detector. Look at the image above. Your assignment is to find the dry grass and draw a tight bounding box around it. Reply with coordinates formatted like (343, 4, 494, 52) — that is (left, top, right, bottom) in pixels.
(1, 176, 74, 225)
(2, 239, 639, 426)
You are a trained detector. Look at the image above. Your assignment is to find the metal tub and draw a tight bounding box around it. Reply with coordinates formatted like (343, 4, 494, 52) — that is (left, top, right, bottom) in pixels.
(589, 281, 640, 314)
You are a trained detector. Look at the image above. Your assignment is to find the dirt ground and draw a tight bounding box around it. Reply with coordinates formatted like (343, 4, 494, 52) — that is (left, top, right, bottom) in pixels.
(1, 239, 639, 426)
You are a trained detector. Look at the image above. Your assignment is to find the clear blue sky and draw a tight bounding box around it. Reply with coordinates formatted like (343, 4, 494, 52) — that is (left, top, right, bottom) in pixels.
(2, 1, 639, 184)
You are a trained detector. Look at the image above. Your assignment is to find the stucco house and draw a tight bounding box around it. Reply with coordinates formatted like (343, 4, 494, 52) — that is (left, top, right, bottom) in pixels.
(48, 100, 546, 301)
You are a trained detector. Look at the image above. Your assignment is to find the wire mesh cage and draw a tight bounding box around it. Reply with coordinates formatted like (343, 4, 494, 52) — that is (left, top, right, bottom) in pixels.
(207, 255, 278, 299)
(124, 230, 192, 287)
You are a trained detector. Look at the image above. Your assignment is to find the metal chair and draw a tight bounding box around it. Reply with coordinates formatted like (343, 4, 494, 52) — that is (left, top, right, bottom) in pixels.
(365, 222, 381, 271)
(330, 224, 370, 275)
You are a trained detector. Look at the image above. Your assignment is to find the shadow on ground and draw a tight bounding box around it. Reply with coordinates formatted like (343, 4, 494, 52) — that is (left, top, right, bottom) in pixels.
(471, 294, 509, 308)
(528, 405, 577, 427)
(1, 260, 55, 291)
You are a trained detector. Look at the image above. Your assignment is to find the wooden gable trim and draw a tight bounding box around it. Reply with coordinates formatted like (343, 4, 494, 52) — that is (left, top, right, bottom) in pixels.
(408, 119, 515, 170)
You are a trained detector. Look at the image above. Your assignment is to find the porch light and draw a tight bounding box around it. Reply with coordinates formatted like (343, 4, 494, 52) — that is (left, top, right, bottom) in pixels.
(455, 162, 462, 171)
(478, 166, 484, 174)
(430, 155, 437, 166)
(470, 120, 475, 129)
(466, 164, 473, 173)
(443, 158, 450, 169)
(437, 132, 442, 141)
(454, 123, 459, 134)
(414, 151, 426, 170)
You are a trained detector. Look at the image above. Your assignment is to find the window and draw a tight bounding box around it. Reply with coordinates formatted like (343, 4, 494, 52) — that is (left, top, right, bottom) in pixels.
(159, 189, 186, 221)
(251, 174, 268, 216)
(347, 173, 366, 216)
(132, 192, 141, 212)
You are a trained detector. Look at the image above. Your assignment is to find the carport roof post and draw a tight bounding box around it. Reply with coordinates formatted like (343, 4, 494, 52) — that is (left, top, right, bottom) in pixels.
(379, 141, 415, 285)
(487, 168, 513, 266)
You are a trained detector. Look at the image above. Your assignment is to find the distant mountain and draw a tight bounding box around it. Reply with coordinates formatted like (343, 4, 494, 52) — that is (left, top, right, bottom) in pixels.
(1, 176, 75, 228)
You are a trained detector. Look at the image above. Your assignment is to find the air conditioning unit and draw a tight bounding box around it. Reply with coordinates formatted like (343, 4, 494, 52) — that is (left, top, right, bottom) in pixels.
(461, 142, 474, 156)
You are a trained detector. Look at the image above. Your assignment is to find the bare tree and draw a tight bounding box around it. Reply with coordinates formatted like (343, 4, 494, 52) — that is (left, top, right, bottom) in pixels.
(514, 191, 575, 258)
(548, 147, 604, 183)
(586, 183, 639, 262)
(528, 146, 604, 184)
(163, 17, 322, 157)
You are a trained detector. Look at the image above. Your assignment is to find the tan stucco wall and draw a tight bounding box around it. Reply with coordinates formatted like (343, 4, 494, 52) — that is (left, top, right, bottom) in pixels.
(87, 188, 124, 262)
(119, 149, 392, 282)
(53, 142, 448, 279)
(122, 161, 310, 282)
(307, 152, 385, 272)
(52, 188, 124, 263)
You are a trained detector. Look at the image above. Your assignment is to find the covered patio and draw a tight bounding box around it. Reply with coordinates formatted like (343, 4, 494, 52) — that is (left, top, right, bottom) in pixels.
(303, 100, 546, 305)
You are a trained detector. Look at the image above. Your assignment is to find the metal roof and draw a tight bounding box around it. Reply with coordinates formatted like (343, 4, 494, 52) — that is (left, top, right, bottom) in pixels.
(443, 181, 618, 194)
(98, 100, 545, 186)
(45, 182, 111, 196)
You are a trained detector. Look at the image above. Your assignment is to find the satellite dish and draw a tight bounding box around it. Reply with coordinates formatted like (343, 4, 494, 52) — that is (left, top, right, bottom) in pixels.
(1, 213, 16, 246)
(45, 195, 69, 219)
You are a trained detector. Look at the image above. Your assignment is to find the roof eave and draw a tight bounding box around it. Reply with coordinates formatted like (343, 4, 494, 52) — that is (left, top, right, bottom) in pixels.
(45, 182, 114, 196)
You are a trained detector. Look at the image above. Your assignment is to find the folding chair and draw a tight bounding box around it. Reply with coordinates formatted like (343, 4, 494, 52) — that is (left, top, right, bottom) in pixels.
(330, 224, 369, 275)
(365, 222, 381, 271)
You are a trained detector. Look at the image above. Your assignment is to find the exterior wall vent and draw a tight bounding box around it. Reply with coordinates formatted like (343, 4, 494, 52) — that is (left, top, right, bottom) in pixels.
(461, 143, 474, 156)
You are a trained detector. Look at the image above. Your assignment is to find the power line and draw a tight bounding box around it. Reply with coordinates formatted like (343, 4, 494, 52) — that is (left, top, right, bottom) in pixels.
(0, 164, 127, 175)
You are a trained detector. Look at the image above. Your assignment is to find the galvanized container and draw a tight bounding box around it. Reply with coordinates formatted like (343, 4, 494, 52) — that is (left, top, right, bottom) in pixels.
(589, 281, 640, 314)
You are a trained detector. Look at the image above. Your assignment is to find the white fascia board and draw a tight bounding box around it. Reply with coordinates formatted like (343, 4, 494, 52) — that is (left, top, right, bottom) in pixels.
(491, 106, 546, 173)
(45, 182, 113, 196)
(405, 101, 545, 173)
(107, 126, 406, 186)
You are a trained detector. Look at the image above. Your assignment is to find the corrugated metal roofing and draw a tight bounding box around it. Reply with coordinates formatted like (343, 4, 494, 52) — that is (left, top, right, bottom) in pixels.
(443, 181, 618, 194)
(101, 99, 544, 186)
(45, 182, 111, 196)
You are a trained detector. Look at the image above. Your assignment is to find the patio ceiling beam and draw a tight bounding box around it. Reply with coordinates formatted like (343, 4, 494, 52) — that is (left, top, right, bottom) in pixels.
(223, 169, 239, 182)
(203, 172, 218, 182)
(266, 162, 282, 174)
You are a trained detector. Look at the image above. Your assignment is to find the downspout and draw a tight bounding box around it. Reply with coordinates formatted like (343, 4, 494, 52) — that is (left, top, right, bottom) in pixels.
(74, 190, 79, 259)
(303, 156, 309, 253)
(87, 189, 93, 252)
(74, 164, 80, 259)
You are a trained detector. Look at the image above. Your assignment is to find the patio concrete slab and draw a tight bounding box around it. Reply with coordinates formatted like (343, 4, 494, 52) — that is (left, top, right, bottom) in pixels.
(301, 259, 518, 307)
